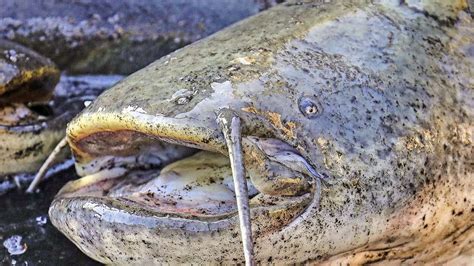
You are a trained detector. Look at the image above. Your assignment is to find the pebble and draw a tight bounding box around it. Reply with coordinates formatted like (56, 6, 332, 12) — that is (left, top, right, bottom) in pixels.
(35, 215, 48, 226)
(3, 235, 27, 255)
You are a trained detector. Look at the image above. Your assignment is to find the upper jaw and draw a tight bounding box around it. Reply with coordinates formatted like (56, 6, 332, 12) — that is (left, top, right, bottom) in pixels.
(65, 104, 317, 196)
(66, 109, 227, 176)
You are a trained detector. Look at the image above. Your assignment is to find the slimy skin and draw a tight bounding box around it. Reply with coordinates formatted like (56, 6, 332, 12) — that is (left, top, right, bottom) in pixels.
(50, 0, 473, 264)
(0, 40, 63, 177)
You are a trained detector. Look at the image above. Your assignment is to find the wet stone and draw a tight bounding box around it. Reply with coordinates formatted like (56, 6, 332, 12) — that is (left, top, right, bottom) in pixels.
(0, 0, 279, 74)
(3, 235, 27, 256)
(35, 216, 48, 226)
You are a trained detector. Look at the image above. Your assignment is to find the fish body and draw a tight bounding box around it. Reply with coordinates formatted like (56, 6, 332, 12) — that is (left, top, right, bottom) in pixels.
(50, 0, 473, 264)
(0, 40, 120, 187)
(0, 40, 63, 177)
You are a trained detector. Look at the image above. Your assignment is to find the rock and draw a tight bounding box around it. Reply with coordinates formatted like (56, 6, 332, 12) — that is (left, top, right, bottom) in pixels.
(0, 0, 280, 74)
(0, 39, 59, 104)
(3, 235, 27, 256)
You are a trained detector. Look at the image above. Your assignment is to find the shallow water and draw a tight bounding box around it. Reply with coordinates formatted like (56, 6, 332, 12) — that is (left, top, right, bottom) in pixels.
(0, 168, 100, 265)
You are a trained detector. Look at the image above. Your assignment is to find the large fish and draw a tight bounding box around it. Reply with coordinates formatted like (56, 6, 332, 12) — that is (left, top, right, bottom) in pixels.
(49, 0, 473, 264)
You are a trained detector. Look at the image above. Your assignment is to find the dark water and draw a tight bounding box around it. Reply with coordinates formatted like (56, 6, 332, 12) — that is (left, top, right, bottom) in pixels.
(0, 167, 100, 265)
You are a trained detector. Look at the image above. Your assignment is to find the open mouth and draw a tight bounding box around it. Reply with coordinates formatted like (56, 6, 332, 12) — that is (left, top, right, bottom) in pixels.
(0, 94, 90, 178)
(57, 150, 262, 219)
(52, 110, 319, 227)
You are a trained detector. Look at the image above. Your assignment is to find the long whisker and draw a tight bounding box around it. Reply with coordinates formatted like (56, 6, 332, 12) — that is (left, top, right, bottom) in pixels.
(217, 109, 255, 266)
(26, 136, 68, 193)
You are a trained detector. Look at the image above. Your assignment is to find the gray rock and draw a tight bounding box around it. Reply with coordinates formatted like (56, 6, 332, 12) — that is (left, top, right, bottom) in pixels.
(0, 0, 280, 74)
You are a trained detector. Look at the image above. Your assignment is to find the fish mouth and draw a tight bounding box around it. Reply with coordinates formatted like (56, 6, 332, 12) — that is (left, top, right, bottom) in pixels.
(0, 96, 88, 177)
(51, 110, 317, 233)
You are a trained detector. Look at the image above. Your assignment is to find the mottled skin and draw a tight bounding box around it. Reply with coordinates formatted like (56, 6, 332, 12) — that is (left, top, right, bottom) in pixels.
(50, 0, 473, 264)
(0, 41, 117, 181)
(0, 40, 64, 177)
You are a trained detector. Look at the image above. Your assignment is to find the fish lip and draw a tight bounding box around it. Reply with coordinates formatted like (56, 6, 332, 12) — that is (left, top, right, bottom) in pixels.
(49, 196, 238, 231)
(67, 110, 227, 164)
(50, 184, 314, 232)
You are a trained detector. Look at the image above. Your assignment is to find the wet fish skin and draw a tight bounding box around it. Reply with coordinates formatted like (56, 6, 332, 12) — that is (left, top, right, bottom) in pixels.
(0, 40, 63, 178)
(51, 0, 473, 264)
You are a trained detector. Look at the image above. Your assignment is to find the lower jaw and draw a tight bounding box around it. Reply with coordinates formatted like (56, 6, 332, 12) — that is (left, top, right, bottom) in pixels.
(50, 185, 313, 237)
(49, 194, 274, 264)
(49, 146, 316, 265)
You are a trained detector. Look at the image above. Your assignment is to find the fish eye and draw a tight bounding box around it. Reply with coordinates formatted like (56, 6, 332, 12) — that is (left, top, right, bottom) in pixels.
(298, 96, 321, 118)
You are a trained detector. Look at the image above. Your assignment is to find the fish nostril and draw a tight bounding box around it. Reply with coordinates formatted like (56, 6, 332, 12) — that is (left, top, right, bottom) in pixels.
(169, 89, 194, 105)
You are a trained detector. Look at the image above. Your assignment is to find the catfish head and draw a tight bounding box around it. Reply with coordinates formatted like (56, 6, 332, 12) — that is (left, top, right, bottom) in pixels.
(49, 0, 473, 264)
